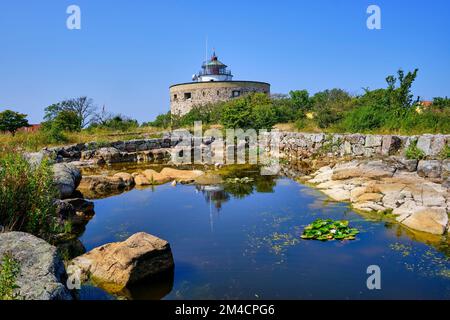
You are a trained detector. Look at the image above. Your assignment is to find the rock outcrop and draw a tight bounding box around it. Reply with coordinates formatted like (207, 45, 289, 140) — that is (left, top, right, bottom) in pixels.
(69, 232, 174, 292)
(308, 159, 449, 235)
(0, 232, 72, 300)
(134, 168, 205, 186)
(53, 163, 82, 199)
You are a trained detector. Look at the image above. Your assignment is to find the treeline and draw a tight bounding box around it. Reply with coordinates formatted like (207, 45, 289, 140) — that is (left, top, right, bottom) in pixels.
(147, 69, 450, 134)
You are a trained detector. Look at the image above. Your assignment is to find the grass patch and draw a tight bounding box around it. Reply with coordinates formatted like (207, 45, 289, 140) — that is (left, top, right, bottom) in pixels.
(0, 154, 60, 240)
(405, 140, 426, 160)
(0, 253, 21, 300)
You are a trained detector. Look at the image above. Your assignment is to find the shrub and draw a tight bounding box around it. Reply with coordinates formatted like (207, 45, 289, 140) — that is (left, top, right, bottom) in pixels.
(252, 104, 277, 130)
(341, 104, 385, 132)
(220, 98, 253, 129)
(0, 253, 21, 300)
(405, 140, 426, 160)
(144, 112, 172, 128)
(0, 154, 59, 240)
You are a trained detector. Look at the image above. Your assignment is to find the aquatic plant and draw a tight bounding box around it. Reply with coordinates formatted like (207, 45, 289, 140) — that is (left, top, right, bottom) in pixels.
(301, 219, 359, 241)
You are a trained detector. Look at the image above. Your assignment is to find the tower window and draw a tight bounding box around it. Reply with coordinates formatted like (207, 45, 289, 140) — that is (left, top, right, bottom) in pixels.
(173, 94, 178, 101)
(202, 91, 206, 97)
(232, 90, 241, 98)
(184, 92, 192, 100)
(217, 91, 220, 96)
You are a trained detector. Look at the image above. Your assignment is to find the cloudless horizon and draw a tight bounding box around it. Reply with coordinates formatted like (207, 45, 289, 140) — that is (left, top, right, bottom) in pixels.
(1, 0, 449, 124)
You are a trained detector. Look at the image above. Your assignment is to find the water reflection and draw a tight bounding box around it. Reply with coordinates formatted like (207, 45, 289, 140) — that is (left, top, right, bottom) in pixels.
(76, 164, 450, 300)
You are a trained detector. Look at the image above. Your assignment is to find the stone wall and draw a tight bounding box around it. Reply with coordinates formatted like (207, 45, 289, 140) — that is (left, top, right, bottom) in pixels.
(266, 132, 449, 184)
(29, 133, 449, 182)
(268, 132, 449, 160)
(170, 81, 270, 116)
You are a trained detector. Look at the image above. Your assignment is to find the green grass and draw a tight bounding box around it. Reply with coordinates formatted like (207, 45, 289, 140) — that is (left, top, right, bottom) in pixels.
(0, 253, 21, 300)
(405, 140, 426, 160)
(0, 154, 59, 240)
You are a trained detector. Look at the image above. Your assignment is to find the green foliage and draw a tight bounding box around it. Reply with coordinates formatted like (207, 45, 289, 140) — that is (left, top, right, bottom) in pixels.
(0, 154, 59, 240)
(43, 110, 81, 133)
(405, 140, 426, 160)
(311, 89, 353, 129)
(147, 69, 449, 135)
(92, 115, 138, 131)
(252, 104, 277, 130)
(144, 112, 172, 128)
(439, 144, 450, 159)
(301, 219, 359, 241)
(0, 110, 29, 136)
(220, 97, 254, 129)
(44, 97, 96, 128)
(0, 253, 21, 300)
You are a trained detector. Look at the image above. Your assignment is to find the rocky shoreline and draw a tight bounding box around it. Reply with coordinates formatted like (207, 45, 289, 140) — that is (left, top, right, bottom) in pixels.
(2, 132, 448, 300)
(304, 159, 449, 235)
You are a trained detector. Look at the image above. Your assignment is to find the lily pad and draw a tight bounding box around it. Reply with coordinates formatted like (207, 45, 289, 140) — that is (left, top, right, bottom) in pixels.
(301, 219, 359, 241)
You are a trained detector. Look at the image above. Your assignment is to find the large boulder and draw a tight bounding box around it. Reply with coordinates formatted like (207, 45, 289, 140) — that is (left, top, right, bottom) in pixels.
(93, 147, 121, 164)
(332, 161, 395, 180)
(417, 160, 442, 179)
(78, 175, 128, 192)
(0, 232, 72, 300)
(399, 208, 448, 235)
(69, 232, 174, 292)
(53, 163, 82, 199)
(139, 168, 205, 186)
(54, 198, 95, 237)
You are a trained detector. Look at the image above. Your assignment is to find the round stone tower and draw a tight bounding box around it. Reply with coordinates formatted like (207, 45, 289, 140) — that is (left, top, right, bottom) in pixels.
(170, 52, 270, 116)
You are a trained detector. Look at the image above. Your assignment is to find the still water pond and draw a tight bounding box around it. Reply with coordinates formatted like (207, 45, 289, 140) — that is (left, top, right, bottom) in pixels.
(79, 166, 450, 300)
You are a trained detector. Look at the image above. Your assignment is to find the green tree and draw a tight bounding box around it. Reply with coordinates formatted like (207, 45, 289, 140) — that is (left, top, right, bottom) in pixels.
(311, 89, 352, 128)
(290, 90, 311, 114)
(44, 97, 97, 128)
(220, 98, 253, 129)
(0, 110, 29, 136)
(51, 110, 82, 132)
(252, 104, 277, 130)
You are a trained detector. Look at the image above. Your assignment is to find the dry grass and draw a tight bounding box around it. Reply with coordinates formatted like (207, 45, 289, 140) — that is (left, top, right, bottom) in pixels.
(0, 126, 164, 157)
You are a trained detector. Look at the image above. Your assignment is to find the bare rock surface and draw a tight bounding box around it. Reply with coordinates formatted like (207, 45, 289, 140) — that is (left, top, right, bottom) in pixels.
(0, 232, 72, 300)
(69, 232, 174, 292)
(53, 163, 81, 199)
(308, 159, 449, 235)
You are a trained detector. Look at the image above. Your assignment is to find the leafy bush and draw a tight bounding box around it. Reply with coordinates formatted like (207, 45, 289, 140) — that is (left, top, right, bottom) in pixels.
(0, 154, 59, 240)
(301, 219, 359, 241)
(90, 115, 138, 131)
(144, 112, 172, 128)
(220, 98, 254, 129)
(405, 140, 426, 160)
(252, 104, 277, 130)
(46, 110, 81, 132)
(0, 253, 21, 300)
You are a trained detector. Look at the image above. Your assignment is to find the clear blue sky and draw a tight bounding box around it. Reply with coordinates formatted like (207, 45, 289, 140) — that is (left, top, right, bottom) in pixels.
(1, 0, 449, 124)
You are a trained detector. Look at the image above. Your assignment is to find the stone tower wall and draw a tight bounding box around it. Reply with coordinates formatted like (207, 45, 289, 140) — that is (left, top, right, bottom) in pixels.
(170, 81, 270, 116)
